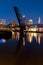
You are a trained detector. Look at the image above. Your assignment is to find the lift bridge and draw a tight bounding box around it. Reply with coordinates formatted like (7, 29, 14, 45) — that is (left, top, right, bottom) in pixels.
(4, 6, 43, 32)
(5, 6, 43, 33)
(12, 6, 43, 54)
(0, 6, 43, 32)
(12, 6, 43, 46)
(8, 7, 43, 33)
(0, 6, 43, 44)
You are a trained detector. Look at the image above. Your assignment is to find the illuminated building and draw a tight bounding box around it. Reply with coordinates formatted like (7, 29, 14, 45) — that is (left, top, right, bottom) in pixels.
(37, 17, 42, 32)
(28, 19, 33, 25)
(0, 19, 6, 25)
(8, 21, 16, 27)
(0, 19, 6, 30)
(11, 21, 17, 27)
(38, 17, 40, 24)
(8, 21, 17, 39)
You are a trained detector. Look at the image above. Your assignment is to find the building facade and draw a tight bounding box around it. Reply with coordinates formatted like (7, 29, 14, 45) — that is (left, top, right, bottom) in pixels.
(0, 19, 6, 25)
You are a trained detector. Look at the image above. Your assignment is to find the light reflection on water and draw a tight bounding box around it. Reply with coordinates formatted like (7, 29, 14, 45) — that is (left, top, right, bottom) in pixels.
(0, 39, 6, 44)
(12, 32, 43, 46)
(0, 32, 43, 46)
(0, 33, 43, 65)
(0, 32, 42, 65)
(27, 32, 41, 45)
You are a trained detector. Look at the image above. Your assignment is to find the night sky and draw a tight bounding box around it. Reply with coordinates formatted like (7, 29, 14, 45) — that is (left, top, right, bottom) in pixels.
(0, 0, 43, 24)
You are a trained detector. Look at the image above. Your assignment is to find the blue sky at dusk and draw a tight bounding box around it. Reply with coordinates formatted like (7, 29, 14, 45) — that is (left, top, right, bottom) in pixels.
(0, 0, 43, 24)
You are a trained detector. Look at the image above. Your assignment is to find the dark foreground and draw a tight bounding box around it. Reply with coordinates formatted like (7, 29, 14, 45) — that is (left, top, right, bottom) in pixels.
(0, 38, 43, 65)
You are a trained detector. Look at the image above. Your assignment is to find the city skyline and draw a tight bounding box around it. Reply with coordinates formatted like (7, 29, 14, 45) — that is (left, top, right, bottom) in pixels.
(0, 16, 42, 25)
(0, 0, 43, 24)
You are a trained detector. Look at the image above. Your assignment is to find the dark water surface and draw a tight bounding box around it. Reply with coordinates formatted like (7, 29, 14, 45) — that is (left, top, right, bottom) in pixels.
(0, 35, 43, 65)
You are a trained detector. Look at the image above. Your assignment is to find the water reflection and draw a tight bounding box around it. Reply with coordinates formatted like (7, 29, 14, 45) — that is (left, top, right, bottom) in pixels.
(0, 39, 6, 44)
(12, 32, 43, 45)
(26, 32, 42, 45)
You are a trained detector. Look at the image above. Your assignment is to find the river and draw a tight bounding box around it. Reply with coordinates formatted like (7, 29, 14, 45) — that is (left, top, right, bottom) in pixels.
(0, 32, 43, 65)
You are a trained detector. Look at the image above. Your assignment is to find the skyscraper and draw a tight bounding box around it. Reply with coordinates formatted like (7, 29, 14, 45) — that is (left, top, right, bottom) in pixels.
(22, 15, 26, 24)
(38, 17, 40, 24)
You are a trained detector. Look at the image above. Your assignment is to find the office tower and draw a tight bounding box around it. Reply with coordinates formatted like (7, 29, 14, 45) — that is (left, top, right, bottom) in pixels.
(28, 19, 33, 25)
(22, 15, 26, 24)
(38, 17, 40, 24)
